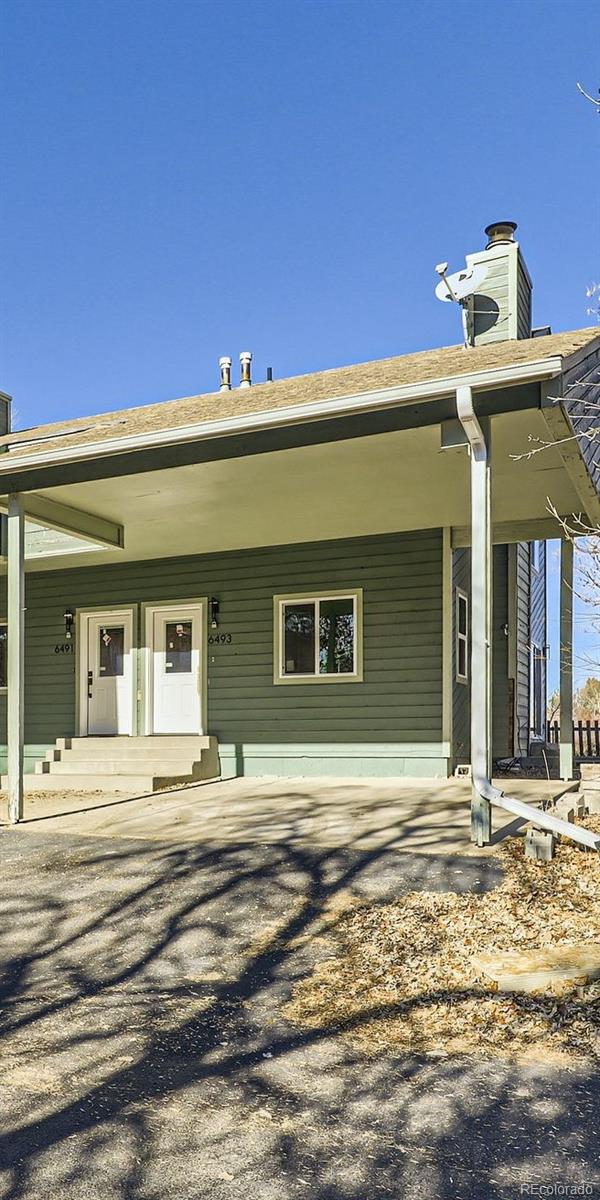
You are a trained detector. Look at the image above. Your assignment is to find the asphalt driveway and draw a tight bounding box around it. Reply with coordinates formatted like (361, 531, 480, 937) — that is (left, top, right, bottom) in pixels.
(0, 817, 598, 1200)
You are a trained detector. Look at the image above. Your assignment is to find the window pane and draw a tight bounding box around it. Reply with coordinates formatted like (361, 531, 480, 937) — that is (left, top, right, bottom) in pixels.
(99, 626, 124, 677)
(283, 603, 315, 674)
(0, 625, 6, 689)
(319, 598, 355, 674)
(165, 620, 192, 674)
(458, 638, 467, 680)
(458, 595, 468, 637)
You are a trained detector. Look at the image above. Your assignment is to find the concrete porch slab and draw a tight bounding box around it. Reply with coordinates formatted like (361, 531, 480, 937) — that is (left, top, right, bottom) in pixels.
(0, 776, 577, 854)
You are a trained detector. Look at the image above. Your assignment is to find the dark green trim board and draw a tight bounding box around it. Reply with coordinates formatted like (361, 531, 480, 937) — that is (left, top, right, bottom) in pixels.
(0, 383, 542, 494)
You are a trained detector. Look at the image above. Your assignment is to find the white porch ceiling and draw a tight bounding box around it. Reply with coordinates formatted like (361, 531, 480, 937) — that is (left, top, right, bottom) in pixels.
(19, 409, 581, 571)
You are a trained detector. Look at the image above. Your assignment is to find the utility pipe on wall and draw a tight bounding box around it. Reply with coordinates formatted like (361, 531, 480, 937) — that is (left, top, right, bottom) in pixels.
(456, 386, 599, 854)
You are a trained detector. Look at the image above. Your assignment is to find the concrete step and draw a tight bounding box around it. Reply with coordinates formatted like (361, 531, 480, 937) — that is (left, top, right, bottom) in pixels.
(37, 758, 203, 777)
(46, 745, 209, 763)
(579, 763, 600, 781)
(27, 734, 221, 792)
(473, 945, 600, 994)
(2, 774, 153, 793)
(55, 736, 213, 753)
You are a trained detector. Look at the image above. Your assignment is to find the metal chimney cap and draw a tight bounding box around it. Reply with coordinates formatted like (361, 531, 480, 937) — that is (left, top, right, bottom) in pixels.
(239, 350, 252, 388)
(484, 221, 518, 248)
(219, 356, 232, 367)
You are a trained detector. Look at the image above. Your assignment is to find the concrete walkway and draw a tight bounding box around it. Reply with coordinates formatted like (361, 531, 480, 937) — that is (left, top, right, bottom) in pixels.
(0, 775, 574, 852)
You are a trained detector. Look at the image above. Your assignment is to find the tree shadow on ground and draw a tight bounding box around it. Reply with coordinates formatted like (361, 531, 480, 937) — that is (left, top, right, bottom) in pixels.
(0, 824, 597, 1200)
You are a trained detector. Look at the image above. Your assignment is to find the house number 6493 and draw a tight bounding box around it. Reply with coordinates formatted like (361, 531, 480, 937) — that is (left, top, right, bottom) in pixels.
(208, 633, 233, 645)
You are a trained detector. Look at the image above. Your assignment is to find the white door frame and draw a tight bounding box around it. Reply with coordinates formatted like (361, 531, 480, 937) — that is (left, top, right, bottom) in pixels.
(141, 598, 207, 736)
(77, 605, 138, 736)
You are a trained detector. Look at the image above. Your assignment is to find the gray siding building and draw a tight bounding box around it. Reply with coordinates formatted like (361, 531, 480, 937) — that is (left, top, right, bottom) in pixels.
(0, 223, 598, 814)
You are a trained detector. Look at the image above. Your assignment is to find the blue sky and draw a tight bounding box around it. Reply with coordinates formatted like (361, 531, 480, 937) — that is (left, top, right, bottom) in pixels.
(1, 0, 599, 685)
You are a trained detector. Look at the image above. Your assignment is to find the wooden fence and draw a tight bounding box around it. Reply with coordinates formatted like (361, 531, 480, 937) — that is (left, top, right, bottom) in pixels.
(544, 720, 600, 758)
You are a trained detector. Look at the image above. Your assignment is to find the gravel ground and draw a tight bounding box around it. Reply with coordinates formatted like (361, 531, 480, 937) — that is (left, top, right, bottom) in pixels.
(0, 826, 598, 1200)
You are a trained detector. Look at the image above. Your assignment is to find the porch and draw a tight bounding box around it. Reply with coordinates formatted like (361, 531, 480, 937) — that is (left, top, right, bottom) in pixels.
(0, 775, 577, 853)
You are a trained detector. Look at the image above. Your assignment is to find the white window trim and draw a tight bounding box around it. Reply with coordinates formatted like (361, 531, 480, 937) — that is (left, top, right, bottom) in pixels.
(273, 589, 363, 685)
(455, 588, 469, 685)
(0, 617, 6, 694)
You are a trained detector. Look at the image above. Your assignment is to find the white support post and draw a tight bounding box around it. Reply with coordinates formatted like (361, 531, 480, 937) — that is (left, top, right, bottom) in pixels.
(442, 527, 453, 769)
(456, 386, 493, 845)
(559, 539, 574, 781)
(7, 492, 25, 823)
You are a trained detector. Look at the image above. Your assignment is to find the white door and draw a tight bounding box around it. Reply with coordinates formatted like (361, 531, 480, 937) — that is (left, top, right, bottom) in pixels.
(86, 612, 134, 735)
(150, 605, 202, 734)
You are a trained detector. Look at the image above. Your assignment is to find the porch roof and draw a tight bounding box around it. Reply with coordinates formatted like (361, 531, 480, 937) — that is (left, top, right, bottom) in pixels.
(1, 327, 598, 469)
(0, 326, 598, 571)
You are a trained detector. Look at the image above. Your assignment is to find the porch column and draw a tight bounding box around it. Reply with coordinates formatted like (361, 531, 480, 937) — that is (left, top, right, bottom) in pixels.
(7, 493, 25, 823)
(559, 539, 574, 780)
(457, 386, 493, 845)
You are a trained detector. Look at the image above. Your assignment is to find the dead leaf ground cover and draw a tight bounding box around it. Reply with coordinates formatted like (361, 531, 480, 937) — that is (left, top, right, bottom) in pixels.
(285, 817, 600, 1062)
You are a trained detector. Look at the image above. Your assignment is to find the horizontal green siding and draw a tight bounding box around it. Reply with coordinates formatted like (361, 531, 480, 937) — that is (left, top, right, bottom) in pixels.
(452, 544, 516, 764)
(452, 547, 470, 764)
(492, 546, 510, 758)
(0, 528, 447, 776)
(514, 542, 531, 754)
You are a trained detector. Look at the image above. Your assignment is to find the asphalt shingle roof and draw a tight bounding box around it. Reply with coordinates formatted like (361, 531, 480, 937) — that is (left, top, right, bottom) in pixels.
(2, 327, 598, 463)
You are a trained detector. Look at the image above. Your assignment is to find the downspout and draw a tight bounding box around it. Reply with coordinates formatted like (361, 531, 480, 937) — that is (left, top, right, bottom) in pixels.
(456, 385, 600, 853)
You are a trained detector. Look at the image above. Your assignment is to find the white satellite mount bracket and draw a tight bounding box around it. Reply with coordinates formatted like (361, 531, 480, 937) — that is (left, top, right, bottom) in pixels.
(434, 261, 488, 347)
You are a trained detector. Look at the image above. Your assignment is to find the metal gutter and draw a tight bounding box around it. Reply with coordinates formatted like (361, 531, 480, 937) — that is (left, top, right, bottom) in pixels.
(456, 384, 600, 854)
(0, 355, 564, 479)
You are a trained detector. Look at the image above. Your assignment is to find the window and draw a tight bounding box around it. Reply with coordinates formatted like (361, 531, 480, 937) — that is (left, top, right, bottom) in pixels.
(531, 541, 541, 573)
(530, 644, 545, 737)
(165, 620, 192, 674)
(99, 626, 124, 677)
(455, 589, 469, 684)
(274, 591, 363, 683)
(0, 623, 6, 689)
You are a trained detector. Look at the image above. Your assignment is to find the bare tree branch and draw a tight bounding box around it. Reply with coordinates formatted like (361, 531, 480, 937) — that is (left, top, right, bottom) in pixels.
(577, 80, 600, 109)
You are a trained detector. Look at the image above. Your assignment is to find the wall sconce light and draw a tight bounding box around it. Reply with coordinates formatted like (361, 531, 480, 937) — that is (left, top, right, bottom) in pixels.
(210, 598, 220, 629)
(64, 609, 75, 640)
(502, 622, 509, 638)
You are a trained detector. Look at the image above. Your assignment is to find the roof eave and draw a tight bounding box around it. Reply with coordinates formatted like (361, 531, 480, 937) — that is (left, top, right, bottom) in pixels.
(0, 353, 569, 482)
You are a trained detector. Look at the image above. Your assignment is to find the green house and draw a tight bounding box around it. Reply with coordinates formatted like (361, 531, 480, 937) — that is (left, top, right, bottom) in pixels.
(1, 222, 599, 845)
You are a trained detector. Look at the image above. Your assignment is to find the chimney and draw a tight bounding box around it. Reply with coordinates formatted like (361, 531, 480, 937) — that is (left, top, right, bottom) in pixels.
(239, 351, 252, 388)
(219, 356, 232, 391)
(464, 221, 532, 346)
